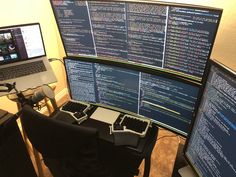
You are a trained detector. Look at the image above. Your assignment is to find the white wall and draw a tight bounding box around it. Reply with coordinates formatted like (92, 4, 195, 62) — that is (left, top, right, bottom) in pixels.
(0, 0, 66, 113)
(155, 0, 236, 70)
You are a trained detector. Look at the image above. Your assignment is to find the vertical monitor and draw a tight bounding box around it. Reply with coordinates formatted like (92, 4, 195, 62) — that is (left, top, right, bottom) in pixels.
(51, 0, 222, 82)
(184, 60, 236, 177)
(64, 57, 200, 136)
(0, 23, 46, 65)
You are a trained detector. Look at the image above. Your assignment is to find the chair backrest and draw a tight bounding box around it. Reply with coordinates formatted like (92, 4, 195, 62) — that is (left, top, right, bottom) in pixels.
(21, 105, 111, 177)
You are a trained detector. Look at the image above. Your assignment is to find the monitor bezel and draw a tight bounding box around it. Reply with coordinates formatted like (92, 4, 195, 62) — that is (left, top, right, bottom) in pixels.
(0, 23, 46, 66)
(50, 0, 223, 83)
(183, 59, 236, 176)
(64, 56, 204, 136)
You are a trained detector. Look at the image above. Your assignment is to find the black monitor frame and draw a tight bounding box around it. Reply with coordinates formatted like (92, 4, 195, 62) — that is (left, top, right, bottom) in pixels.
(64, 56, 204, 136)
(0, 23, 46, 66)
(183, 59, 236, 176)
(51, 0, 222, 83)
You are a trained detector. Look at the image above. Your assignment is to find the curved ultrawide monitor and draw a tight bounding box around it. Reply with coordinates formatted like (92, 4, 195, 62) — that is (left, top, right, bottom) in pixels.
(64, 57, 201, 136)
(184, 60, 236, 177)
(50, 0, 222, 82)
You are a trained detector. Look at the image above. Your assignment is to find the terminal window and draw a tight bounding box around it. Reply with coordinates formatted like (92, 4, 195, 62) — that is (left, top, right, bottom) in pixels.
(51, 0, 222, 81)
(185, 63, 236, 177)
(65, 58, 200, 135)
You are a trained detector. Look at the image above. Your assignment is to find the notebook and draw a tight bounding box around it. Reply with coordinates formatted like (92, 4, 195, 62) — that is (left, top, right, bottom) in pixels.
(0, 23, 57, 96)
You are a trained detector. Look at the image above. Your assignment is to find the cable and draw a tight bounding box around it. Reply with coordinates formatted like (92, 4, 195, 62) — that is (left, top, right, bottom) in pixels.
(48, 57, 69, 89)
(156, 135, 179, 142)
(156, 127, 186, 142)
(48, 58, 64, 65)
(158, 128, 172, 132)
(179, 135, 186, 141)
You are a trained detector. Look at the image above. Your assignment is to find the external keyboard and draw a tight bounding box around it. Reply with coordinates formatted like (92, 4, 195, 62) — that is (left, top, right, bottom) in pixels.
(60, 101, 151, 136)
(60, 100, 90, 124)
(111, 114, 151, 137)
(0, 60, 46, 81)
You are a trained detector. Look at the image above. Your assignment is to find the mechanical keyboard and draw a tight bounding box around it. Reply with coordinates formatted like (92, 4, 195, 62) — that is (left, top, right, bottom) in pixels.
(111, 114, 151, 137)
(60, 100, 90, 124)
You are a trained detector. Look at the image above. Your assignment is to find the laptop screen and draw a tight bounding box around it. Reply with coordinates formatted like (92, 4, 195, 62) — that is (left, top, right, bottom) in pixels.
(0, 23, 46, 65)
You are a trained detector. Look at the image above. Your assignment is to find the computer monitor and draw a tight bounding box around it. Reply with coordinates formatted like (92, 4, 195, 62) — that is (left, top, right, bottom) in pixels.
(64, 57, 200, 136)
(0, 23, 46, 65)
(183, 60, 236, 176)
(51, 0, 222, 82)
(0, 23, 57, 97)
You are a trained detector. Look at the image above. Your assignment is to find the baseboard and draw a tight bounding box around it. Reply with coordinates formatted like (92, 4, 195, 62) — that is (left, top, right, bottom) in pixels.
(40, 88, 69, 114)
(55, 88, 69, 103)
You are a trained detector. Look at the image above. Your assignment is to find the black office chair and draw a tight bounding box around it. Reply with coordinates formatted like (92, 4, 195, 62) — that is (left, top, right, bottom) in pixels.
(20, 105, 111, 177)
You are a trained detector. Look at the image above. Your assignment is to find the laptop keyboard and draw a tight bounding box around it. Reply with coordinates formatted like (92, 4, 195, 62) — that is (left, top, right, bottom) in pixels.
(0, 60, 46, 81)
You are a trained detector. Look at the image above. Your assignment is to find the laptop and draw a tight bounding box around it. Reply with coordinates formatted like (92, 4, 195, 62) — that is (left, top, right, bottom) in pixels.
(0, 23, 57, 96)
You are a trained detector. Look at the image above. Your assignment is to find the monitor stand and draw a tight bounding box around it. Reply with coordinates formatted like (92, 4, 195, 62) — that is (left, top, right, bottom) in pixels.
(178, 165, 198, 177)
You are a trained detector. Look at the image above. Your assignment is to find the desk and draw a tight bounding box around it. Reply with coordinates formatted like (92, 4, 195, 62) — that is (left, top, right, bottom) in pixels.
(53, 105, 158, 177)
(0, 109, 37, 177)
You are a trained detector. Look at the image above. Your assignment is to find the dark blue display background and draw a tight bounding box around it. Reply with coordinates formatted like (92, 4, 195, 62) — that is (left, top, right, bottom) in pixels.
(139, 73, 199, 133)
(186, 65, 236, 177)
(52, 0, 221, 80)
(52, 1, 96, 55)
(65, 58, 199, 134)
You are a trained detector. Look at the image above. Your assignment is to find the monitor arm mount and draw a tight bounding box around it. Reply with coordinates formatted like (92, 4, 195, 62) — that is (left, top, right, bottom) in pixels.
(0, 82, 30, 121)
(0, 82, 28, 106)
(0, 82, 57, 112)
(0, 82, 58, 129)
(0, 82, 16, 93)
